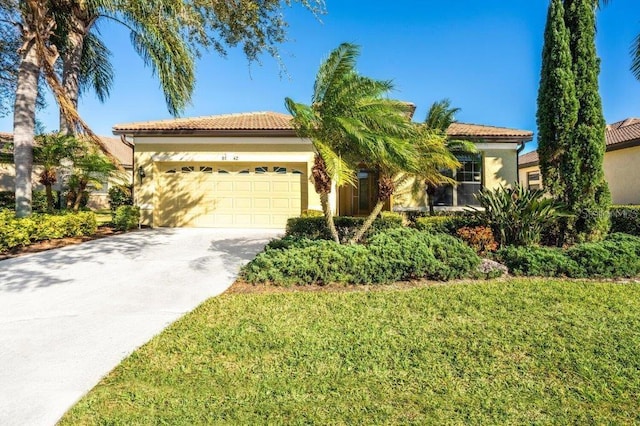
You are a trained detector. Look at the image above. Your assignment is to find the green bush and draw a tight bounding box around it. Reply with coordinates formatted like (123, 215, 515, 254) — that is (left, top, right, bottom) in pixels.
(113, 205, 140, 231)
(285, 214, 404, 242)
(242, 228, 480, 285)
(472, 184, 568, 246)
(0, 190, 48, 212)
(0, 210, 97, 252)
(610, 206, 640, 236)
(496, 233, 640, 278)
(414, 213, 482, 235)
(496, 246, 578, 277)
(108, 185, 133, 214)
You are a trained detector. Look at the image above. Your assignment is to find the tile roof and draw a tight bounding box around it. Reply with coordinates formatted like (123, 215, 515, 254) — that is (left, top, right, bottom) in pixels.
(113, 111, 294, 134)
(519, 117, 640, 167)
(446, 123, 533, 139)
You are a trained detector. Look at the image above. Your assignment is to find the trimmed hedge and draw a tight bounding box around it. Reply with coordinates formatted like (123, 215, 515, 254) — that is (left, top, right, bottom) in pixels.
(610, 206, 640, 236)
(496, 233, 640, 278)
(0, 210, 97, 252)
(242, 228, 481, 286)
(285, 212, 404, 242)
(414, 213, 482, 235)
(113, 205, 140, 231)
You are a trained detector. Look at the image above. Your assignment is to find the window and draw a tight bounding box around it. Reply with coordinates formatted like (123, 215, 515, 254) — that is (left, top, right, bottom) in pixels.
(238, 169, 250, 174)
(292, 169, 303, 175)
(218, 169, 229, 174)
(527, 171, 541, 190)
(432, 154, 482, 207)
(181, 166, 194, 173)
(274, 166, 287, 174)
(255, 166, 269, 174)
(200, 166, 213, 173)
(527, 172, 540, 181)
(165, 169, 177, 174)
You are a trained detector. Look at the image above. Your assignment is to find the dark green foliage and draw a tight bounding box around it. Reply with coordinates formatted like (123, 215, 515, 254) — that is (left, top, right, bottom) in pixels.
(564, 0, 611, 241)
(285, 214, 403, 242)
(537, 0, 578, 198)
(0, 190, 49, 212)
(537, 0, 610, 242)
(108, 185, 133, 214)
(0, 209, 97, 252)
(610, 206, 640, 236)
(112, 205, 140, 231)
(496, 246, 579, 277)
(414, 213, 481, 235)
(242, 228, 480, 286)
(496, 233, 640, 278)
(472, 184, 568, 246)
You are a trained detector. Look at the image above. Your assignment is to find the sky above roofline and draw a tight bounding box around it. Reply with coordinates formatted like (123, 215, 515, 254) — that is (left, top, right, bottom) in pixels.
(1, 0, 639, 154)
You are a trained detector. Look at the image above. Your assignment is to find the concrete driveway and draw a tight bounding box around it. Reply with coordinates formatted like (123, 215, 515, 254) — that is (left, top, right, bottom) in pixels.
(0, 228, 280, 426)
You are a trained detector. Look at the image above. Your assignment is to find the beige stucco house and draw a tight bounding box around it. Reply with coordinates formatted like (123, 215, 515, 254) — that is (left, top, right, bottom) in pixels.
(113, 111, 533, 229)
(0, 133, 133, 209)
(519, 118, 640, 205)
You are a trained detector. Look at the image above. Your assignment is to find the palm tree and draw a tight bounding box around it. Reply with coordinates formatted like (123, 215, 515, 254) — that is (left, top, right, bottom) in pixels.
(421, 99, 477, 215)
(285, 43, 418, 244)
(34, 132, 78, 211)
(66, 148, 117, 211)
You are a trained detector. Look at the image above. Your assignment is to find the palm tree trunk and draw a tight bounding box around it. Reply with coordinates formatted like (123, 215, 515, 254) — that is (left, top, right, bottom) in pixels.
(320, 191, 340, 244)
(45, 184, 54, 212)
(13, 43, 40, 218)
(73, 179, 87, 211)
(60, 17, 86, 134)
(349, 200, 386, 244)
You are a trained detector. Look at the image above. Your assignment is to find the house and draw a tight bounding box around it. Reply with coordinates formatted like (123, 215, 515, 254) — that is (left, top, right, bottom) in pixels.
(0, 133, 133, 209)
(113, 111, 533, 228)
(518, 118, 640, 205)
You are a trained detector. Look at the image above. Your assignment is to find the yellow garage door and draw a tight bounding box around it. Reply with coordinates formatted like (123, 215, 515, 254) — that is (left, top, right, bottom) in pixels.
(156, 163, 306, 228)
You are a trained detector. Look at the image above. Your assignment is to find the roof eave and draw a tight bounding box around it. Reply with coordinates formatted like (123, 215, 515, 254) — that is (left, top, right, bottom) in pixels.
(112, 128, 298, 137)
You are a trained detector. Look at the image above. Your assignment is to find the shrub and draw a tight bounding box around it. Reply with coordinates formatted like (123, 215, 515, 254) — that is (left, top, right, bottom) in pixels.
(300, 209, 323, 217)
(496, 233, 640, 278)
(610, 206, 640, 236)
(285, 214, 404, 242)
(113, 205, 140, 231)
(0, 210, 97, 252)
(414, 213, 482, 235)
(242, 228, 480, 285)
(472, 184, 568, 247)
(0, 190, 48, 212)
(496, 246, 578, 277)
(108, 185, 133, 214)
(456, 226, 498, 256)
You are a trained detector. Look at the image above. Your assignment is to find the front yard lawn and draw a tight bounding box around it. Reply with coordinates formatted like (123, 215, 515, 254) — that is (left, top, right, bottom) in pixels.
(60, 279, 640, 424)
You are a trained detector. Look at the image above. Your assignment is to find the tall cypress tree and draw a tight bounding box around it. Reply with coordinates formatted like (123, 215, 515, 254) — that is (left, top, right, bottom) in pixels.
(564, 0, 611, 241)
(537, 0, 578, 200)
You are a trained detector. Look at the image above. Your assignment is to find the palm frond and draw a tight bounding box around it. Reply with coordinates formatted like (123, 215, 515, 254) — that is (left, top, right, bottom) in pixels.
(78, 30, 114, 103)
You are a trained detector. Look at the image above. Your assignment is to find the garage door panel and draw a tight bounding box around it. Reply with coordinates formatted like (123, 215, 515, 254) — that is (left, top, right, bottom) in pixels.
(156, 162, 305, 228)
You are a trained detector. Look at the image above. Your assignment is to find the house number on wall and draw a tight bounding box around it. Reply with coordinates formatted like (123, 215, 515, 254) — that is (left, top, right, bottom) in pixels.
(221, 153, 239, 161)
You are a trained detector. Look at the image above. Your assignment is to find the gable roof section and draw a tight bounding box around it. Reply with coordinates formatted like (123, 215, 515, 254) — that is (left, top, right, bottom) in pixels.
(113, 111, 295, 136)
(519, 117, 640, 168)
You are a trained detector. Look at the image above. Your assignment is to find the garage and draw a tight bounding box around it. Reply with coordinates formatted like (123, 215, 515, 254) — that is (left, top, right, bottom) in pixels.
(155, 162, 307, 228)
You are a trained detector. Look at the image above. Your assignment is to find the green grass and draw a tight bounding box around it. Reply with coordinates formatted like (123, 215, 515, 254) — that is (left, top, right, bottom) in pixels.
(60, 279, 640, 425)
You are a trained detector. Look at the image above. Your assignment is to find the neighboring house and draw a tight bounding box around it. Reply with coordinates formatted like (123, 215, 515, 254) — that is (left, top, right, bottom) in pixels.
(519, 118, 640, 205)
(0, 133, 133, 209)
(113, 111, 533, 229)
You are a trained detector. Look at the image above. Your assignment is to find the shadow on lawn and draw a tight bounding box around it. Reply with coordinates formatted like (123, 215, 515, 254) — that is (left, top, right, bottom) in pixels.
(0, 228, 177, 293)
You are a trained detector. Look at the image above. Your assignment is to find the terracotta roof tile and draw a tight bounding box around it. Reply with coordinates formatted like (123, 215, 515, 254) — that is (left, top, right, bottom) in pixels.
(446, 122, 533, 139)
(0, 132, 12, 142)
(519, 117, 640, 167)
(113, 111, 294, 133)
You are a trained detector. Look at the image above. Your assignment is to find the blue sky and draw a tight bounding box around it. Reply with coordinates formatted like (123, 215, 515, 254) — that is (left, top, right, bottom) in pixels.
(1, 0, 639, 153)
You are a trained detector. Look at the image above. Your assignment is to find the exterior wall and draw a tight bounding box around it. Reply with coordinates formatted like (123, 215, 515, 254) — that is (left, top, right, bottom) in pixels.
(86, 169, 133, 210)
(0, 164, 49, 192)
(604, 145, 640, 205)
(518, 164, 542, 189)
(483, 148, 518, 190)
(133, 136, 319, 226)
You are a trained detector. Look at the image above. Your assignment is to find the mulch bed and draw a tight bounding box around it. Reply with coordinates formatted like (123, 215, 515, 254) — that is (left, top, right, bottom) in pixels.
(0, 225, 125, 261)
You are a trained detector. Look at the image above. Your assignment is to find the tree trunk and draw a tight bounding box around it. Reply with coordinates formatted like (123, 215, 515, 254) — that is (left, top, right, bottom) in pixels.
(320, 191, 340, 244)
(73, 178, 87, 211)
(349, 200, 386, 244)
(13, 43, 40, 217)
(60, 17, 86, 134)
(45, 184, 54, 212)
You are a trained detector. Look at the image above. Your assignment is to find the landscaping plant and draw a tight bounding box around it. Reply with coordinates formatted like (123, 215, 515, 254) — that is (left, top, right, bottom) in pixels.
(471, 184, 568, 247)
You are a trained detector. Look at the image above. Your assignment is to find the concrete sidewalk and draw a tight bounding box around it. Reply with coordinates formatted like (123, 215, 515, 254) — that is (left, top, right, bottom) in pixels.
(0, 228, 279, 426)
